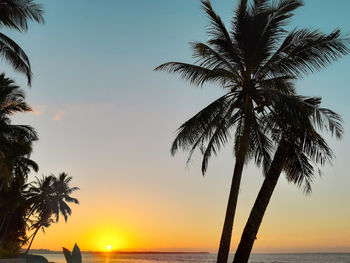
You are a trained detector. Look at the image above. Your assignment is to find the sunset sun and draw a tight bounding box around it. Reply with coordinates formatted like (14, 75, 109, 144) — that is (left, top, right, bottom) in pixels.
(106, 245, 112, 251)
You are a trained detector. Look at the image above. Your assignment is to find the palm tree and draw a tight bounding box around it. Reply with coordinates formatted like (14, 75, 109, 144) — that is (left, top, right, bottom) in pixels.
(0, 152, 38, 247)
(0, 147, 37, 255)
(232, 96, 343, 262)
(0, 181, 30, 255)
(0, 74, 38, 254)
(155, 1, 350, 262)
(0, 73, 38, 189)
(51, 173, 79, 222)
(24, 175, 55, 254)
(0, 0, 44, 85)
(0, 141, 37, 255)
(233, 96, 342, 261)
(25, 173, 79, 254)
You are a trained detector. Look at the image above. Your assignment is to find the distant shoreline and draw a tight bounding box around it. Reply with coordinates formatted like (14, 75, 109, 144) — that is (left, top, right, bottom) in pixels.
(93, 251, 210, 255)
(28, 249, 210, 255)
(29, 249, 350, 255)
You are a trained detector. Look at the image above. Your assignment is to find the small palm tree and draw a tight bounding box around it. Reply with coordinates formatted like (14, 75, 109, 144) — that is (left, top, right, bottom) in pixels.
(155, 1, 349, 262)
(25, 173, 79, 254)
(0, 0, 44, 85)
(51, 173, 80, 222)
(233, 96, 342, 262)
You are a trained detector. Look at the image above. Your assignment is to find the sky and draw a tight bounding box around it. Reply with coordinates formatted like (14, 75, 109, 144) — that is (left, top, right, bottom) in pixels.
(4, 0, 350, 253)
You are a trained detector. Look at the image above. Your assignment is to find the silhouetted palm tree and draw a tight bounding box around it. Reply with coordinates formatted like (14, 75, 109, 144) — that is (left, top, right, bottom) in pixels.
(24, 175, 54, 254)
(0, 74, 38, 255)
(155, 0, 350, 262)
(0, 153, 37, 251)
(0, 73, 38, 189)
(0, 152, 37, 254)
(233, 96, 342, 262)
(51, 173, 79, 222)
(25, 173, 79, 253)
(0, 185, 25, 253)
(0, 0, 44, 85)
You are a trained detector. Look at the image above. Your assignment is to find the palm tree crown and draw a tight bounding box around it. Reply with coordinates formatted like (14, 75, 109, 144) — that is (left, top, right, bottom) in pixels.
(232, 96, 343, 262)
(0, 0, 44, 85)
(156, 0, 349, 174)
(27, 173, 79, 223)
(266, 95, 342, 191)
(0, 73, 38, 189)
(25, 173, 79, 253)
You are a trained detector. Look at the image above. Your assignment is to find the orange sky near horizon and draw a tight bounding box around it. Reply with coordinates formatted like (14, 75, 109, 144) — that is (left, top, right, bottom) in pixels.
(30, 160, 350, 253)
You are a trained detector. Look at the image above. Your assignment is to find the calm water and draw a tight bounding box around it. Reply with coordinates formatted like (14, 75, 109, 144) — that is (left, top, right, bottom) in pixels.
(40, 253, 350, 263)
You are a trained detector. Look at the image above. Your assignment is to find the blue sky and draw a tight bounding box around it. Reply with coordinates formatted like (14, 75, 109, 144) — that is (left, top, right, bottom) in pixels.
(4, 0, 350, 252)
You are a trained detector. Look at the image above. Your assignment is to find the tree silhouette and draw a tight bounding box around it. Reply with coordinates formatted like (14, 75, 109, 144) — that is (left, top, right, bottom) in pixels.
(155, 1, 350, 262)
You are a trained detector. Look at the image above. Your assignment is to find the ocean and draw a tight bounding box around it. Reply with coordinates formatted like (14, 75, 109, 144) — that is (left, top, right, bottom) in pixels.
(40, 253, 350, 263)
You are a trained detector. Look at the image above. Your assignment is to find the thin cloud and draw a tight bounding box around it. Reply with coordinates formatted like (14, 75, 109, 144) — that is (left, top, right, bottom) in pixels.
(31, 105, 46, 116)
(54, 109, 65, 121)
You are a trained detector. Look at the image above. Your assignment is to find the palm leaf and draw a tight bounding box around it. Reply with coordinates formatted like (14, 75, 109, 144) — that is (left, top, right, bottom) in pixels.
(201, 0, 244, 71)
(155, 62, 233, 87)
(0, 33, 32, 85)
(0, 0, 44, 31)
(260, 29, 350, 78)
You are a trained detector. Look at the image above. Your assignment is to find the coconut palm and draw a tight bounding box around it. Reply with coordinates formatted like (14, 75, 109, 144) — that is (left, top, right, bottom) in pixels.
(0, 73, 38, 189)
(24, 175, 55, 254)
(0, 151, 37, 255)
(155, 0, 350, 261)
(0, 123, 38, 186)
(51, 173, 79, 222)
(0, 151, 38, 243)
(0, 73, 32, 119)
(0, 181, 29, 255)
(0, 74, 38, 255)
(25, 173, 79, 253)
(232, 96, 342, 262)
(0, 0, 44, 85)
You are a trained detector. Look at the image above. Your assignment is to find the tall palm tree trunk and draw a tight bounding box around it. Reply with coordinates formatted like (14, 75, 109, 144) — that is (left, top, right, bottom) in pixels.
(25, 225, 40, 254)
(217, 156, 246, 263)
(0, 212, 12, 246)
(233, 142, 289, 263)
(0, 214, 7, 232)
(217, 111, 252, 263)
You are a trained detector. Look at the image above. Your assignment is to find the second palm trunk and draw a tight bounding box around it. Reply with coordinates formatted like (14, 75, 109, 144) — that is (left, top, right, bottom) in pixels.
(233, 142, 289, 263)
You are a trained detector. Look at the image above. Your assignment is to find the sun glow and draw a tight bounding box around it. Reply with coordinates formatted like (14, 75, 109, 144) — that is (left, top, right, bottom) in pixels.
(82, 224, 130, 252)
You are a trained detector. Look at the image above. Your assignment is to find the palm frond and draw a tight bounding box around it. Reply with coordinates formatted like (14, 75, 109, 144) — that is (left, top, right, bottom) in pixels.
(155, 62, 234, 87)
(200, 100, 240, 174)
(312, 107, 343, 139)
(260, 29, 350, 78)
(0, 33, 32, 85)
(170, 94, 232, 156)
(283, 143, 314, 194)
(249, 114, 272, 174)
(64, 196, 79, 205)
(233, 0, 304, 72)
(191, 41, 241, 81)
(259, 76, 296, 96)
(201, 0, 244, 71)
(0, 0, 44, 31)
